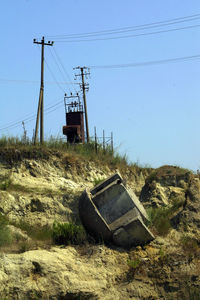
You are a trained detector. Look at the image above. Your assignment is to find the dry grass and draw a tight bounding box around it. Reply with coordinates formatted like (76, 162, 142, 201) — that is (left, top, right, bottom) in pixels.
(0, 136, 147, 177)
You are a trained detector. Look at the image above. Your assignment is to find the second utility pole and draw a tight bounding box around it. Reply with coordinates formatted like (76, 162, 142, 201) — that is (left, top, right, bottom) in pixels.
(33, 37, 54, 145)
(75, 66, 90, 143)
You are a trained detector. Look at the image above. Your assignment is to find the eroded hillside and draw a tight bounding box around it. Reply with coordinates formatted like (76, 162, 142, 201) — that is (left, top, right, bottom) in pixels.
(0, 146, 199, 300)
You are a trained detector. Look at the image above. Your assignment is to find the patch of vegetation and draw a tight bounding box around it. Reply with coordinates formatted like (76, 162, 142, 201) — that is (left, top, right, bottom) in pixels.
(52, 221, 87, 245)
(93, 177, 105, 186)
(145, 165, 192, 185)
(18, 240, 35, 253)
(126, 257, 143, 279)
(147, 197, 184, 236)
(12, 220, 53, 241)
(158, 247, 169, 265)
(180, 235, 199, 257)
(147, 206, 171, 235)
(0, 177, 32, 193)
(0, 175, 12, 191)
(0, 135, 144, 175)
(61, 292, 96, 300)
(186, 286, 200, 300)
(127, 258, 141, 270)
(181, 278, 200, 300)
(0, 214, 12, 246)
(169, 196, 185, 211)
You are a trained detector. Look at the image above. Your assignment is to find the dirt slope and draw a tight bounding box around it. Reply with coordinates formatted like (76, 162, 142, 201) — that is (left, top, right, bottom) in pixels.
(0, 148, 199, 299)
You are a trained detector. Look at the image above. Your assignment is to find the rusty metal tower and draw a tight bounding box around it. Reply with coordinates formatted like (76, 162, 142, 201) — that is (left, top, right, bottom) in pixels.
(63, 93, 85, 143)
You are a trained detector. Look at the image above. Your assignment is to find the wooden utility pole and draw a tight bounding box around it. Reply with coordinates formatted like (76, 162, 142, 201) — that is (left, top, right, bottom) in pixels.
(74, 66, 90, 143)
(33, 37, 54, 145)
(111, 132, 114, 152)
(94, 126, 97, 153)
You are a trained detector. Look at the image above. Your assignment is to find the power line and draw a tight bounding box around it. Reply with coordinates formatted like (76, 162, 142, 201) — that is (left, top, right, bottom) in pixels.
(44, 57, 66, 93)
(1, 53, 199, 132)
(48, 47, 70, 91)
(54, 24, 200, 43)
(43, 103, 64, 117)
(45, 13, 200, 39)
(0, 78, 79, 85)
(89, 54, 200, 69)
(52, 47, 78, 94)
(0, 97, 63, 131)
(0, 103, 63, 132)
(35, 44, 67, 91)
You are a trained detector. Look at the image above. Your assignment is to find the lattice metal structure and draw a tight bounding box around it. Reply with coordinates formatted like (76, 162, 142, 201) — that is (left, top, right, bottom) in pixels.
(63, 93, 85, 143)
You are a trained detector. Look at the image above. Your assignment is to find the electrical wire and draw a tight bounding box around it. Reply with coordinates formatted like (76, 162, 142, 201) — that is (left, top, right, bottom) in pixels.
(0, 45, 69, 133)
(52, 47, 79, 94)
(89, 54, 200, 69)
(0, 97, 63, 131)
(48, 47, 70, 90)
(2, 51, 200, 131)
(44, 57, 66, 93)
(45, 13, 200, 39)
(53, 24, 200, 43)
(42, 103, 64, 117)
(0, 78, 79, 85)
(35, 43, 66, 93)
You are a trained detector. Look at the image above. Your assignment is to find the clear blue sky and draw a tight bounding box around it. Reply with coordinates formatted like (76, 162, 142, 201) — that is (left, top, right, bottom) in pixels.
(0, 0, 200, 171)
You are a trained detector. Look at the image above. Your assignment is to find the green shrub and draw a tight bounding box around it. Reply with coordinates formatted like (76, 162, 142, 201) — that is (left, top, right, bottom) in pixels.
(0, 214, 12, 246)
(185, 284, 200, 300)
(12, 221, 52, 241)
(93, 177, 105, 186)
(18, 240, 34, 253)
(169, 197, 184, 212)
(147, 197, 185, 236)
(52, 221, 87, 245)
(0, 176, 12, 191)
(127, 258, 141, 270)
(147, 206, 171, 236)
(126, 257, 142, 279)
(158, 247, 169, 264)
(180, 235, 199, 256)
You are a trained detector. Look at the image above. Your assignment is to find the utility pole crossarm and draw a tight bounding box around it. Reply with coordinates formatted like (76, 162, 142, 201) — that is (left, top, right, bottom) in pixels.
(33, 38, 54, 46)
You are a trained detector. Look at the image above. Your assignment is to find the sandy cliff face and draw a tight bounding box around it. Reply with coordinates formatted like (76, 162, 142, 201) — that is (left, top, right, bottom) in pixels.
(0, 150, 199, 299)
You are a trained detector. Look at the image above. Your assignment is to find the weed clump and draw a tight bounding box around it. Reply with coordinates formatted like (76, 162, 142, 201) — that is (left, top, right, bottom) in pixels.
(93, 177, 106, 186)
(52, 221, 87, 245)
(11, 220, 52, 241)
(180, 235, 199, 257)
(0, 176, 12, 191)
(0, 214, 12, 246)
(126, 257, 143, 280)
(147, 206, 172, 236)
(147, 198, 184, 236)
(127, 258, 141, 270)
(158, 247, 169, 265)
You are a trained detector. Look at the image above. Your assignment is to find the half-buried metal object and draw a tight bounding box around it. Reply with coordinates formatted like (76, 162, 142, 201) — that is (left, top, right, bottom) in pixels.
(79, 173, 154, 247)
